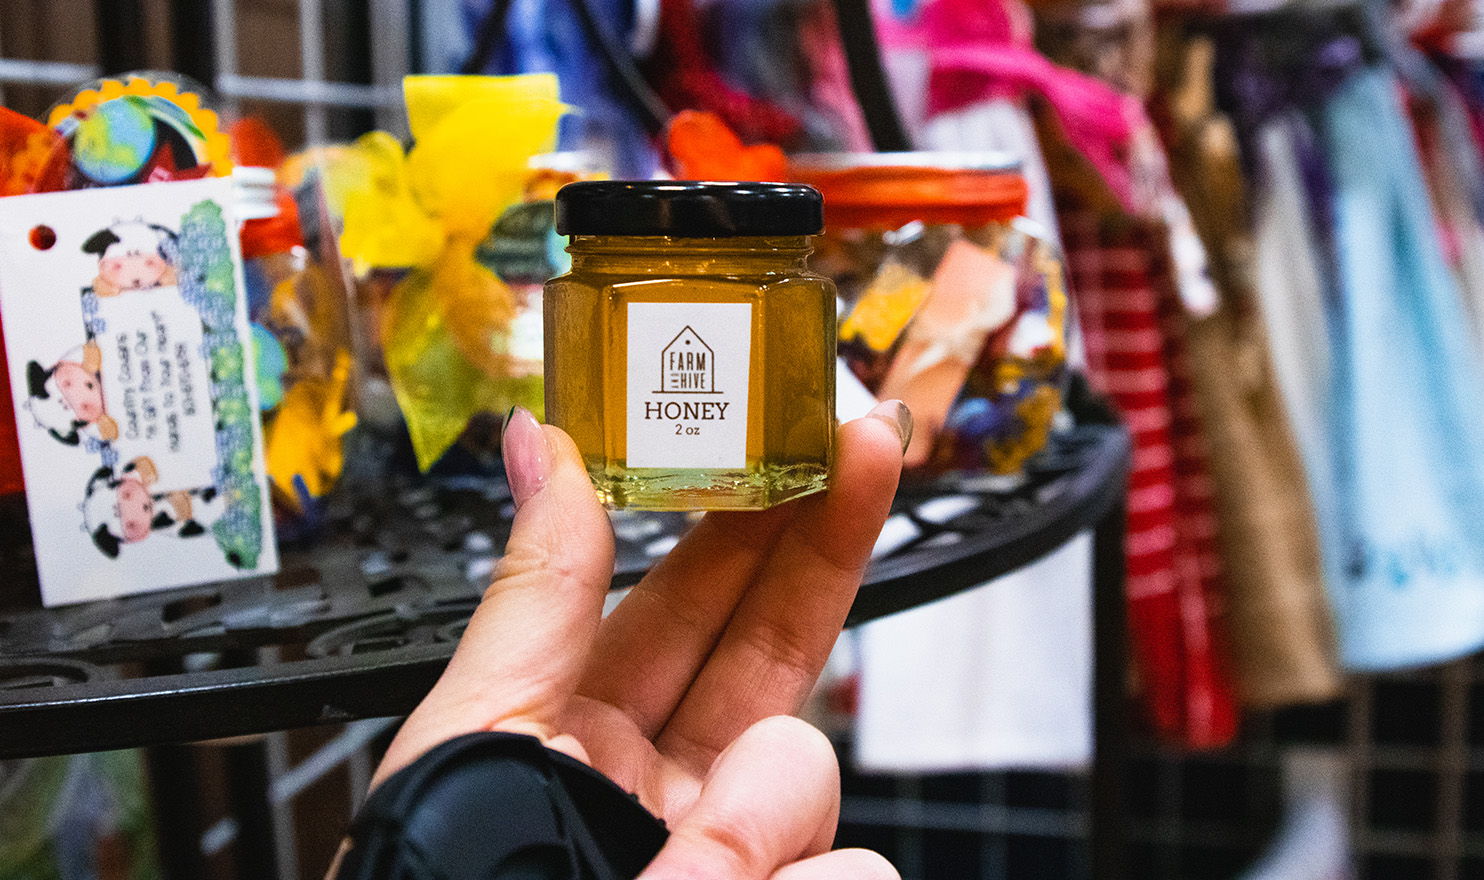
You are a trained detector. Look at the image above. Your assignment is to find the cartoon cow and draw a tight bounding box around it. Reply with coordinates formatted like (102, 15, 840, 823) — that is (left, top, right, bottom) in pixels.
(83, 220, 178, 297)
(80, 456, 230, 561)
(25, 339, 118, 446)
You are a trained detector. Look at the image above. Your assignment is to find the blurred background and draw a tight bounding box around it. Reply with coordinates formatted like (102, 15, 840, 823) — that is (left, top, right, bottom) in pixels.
(4, 0, 1484, 878)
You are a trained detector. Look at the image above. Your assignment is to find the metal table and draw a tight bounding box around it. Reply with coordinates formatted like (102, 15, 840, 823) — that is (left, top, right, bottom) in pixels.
(0, 422, 1126, 756)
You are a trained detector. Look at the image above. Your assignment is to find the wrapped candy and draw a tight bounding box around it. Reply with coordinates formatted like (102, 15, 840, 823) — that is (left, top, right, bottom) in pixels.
(265, 351, 357, 512)
(791, 153, 1070, 477)
(0, 106, 67, 197)
(329, 75, 567, 470)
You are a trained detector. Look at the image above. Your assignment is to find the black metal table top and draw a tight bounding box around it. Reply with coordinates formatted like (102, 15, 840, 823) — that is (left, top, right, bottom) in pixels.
(0, 423, 1128, 758)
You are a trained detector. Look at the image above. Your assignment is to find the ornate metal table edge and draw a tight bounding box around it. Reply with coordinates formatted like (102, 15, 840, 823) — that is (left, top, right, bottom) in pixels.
(0, 423, 1130, 758)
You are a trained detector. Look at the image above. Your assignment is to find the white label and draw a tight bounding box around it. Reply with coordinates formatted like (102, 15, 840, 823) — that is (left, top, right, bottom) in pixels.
(627, 301, 751, 469)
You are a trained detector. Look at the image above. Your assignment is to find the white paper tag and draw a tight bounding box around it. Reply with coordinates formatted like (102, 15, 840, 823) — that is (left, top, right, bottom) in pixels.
(626, 301, 751, 469)
(0, 178, 279, 606)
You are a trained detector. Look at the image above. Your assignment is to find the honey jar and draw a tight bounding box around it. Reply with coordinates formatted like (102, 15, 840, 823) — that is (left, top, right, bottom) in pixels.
(545, 181, 836, 510)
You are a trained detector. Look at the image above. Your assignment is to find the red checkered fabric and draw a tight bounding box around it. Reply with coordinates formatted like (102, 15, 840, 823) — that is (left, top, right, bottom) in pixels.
(1060, 204, 1238, 749)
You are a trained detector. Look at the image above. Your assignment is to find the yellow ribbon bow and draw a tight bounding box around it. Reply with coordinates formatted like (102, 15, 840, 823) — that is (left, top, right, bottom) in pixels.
(334, 74, 566, 470)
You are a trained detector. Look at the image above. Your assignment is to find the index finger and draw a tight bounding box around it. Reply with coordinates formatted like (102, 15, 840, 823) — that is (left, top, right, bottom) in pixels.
(372, 415, 614, 786)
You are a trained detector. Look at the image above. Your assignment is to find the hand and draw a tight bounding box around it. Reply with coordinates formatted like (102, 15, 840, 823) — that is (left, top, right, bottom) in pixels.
(372, 401, 911, 880)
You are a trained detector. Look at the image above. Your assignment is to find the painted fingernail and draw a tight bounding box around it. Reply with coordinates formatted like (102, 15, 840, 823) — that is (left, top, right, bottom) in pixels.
(502, 406, 551, 509)
(867, 399, 913, 455)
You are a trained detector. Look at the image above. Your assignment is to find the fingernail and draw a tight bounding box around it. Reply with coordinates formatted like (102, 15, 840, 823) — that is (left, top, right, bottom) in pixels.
(502, 406, 551, 509)
(866, 399, 913, 455)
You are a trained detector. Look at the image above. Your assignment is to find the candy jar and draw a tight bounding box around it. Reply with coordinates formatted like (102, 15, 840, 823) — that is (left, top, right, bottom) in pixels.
(789, 152, 1071, 478)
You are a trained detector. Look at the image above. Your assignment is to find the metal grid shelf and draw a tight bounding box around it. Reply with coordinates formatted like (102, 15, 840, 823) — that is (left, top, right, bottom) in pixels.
(825, 643, 1484, 880)
(0, 421, 1131, 761)
(1104, 657, 1484, 880)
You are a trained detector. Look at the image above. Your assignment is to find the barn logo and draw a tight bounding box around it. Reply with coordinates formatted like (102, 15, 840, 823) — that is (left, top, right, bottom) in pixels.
(658, 326, 718, 393)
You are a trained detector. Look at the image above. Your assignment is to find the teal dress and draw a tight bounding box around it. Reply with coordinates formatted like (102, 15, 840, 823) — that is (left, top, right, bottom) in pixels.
(1316, 66, 1484, 669)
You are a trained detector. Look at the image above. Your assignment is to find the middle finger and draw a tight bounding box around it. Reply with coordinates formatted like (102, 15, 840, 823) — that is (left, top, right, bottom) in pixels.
(653, 411, 904, 772)
(576, 502, 798, 736)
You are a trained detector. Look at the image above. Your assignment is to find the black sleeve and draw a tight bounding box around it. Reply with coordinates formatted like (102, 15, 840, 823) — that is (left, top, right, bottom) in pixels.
(332, 732, 667, 880)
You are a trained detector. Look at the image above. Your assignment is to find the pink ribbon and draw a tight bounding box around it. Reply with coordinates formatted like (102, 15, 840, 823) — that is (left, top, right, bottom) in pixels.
(880, 0, 1144, 210)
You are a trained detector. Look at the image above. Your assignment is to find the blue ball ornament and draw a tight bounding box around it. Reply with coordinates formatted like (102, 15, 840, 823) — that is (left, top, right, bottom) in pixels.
(72, 96, 157, 185)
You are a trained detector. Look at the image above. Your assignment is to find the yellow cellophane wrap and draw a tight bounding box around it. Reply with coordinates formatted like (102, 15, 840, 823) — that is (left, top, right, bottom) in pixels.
(332, 74, 566, 470)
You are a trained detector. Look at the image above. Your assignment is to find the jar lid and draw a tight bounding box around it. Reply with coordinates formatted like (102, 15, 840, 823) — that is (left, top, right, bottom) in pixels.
(787, 152, 1029, 229)
(789, 151, 1022, 171)
(554, 180, 824, 237)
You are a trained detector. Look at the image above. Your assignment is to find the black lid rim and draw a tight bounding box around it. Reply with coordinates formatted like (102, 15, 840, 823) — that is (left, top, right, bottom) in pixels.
(555, 180, 825, 237)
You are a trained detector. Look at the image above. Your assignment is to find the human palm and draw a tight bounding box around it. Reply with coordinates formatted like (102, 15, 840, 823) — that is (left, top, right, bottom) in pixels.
(371, 404, 909, 879)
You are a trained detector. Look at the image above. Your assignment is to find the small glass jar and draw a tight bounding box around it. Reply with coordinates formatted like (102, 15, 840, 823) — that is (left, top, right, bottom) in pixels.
(546, 181, 836, 510)
(789, 153, 1070, 480)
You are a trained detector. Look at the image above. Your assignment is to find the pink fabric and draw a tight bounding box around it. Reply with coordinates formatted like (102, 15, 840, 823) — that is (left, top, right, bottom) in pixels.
(878, 0, 1142, 210)
(799, 1, 875, 152)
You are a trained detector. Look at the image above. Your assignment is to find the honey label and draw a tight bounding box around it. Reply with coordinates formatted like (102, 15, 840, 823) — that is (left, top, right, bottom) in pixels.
(627, 301, 751, 468)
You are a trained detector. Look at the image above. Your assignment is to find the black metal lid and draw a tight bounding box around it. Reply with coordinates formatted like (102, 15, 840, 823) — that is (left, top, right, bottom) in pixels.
(554, 180, 824, 237)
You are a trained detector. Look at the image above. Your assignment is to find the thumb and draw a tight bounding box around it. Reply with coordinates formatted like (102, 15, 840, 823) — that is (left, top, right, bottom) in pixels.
(637, 716, 842, 880)
(373, 407, 614, 786)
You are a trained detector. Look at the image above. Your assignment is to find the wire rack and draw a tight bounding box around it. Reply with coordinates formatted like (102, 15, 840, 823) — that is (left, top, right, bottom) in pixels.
(0, 423, 1129, 755)
(0, 0, 405, 145)
(829, 652, 1484, 880)
(0, 419, 1128, 880)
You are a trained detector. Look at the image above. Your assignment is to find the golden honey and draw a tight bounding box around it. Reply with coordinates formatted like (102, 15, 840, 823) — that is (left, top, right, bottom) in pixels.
(546, 182, 835, 510)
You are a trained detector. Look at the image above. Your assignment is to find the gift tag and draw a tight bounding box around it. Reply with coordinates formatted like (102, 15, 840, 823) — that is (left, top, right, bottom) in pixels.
(0, 178, 278, 605)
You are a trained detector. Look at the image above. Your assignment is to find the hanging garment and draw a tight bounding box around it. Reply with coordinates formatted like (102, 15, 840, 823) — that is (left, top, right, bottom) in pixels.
(465, 0, 659, 177)
(1410, 80, 1484, 354)
(1016, 0, 1233, 744)
(907, 0, 1221, 334)
(1438, 56, 1484, 162)
(847, 36, 1094, 770)
(1033, 0, 1156, 99)
(1249, 117, 1342, 567)
(703, 0, 873, 152)
(639, 0, 803, 146)
(1060, 202, 1238, 748)
(796, 0, 875, 152)
(1004, 0, 1218, 316)
(1311, 66, 1484, 670)
(878, 0, 1145, 211)
(854, 534, 1094, 772)
(1179, 272, 1342, 708)
(1157, 34, 1341, 708)
(704, 0, 802, 114)
(1211, 17, 1370, 256)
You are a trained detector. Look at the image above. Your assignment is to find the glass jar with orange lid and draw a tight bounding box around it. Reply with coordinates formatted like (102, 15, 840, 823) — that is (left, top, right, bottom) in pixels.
(789, 152, 1071, 480)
